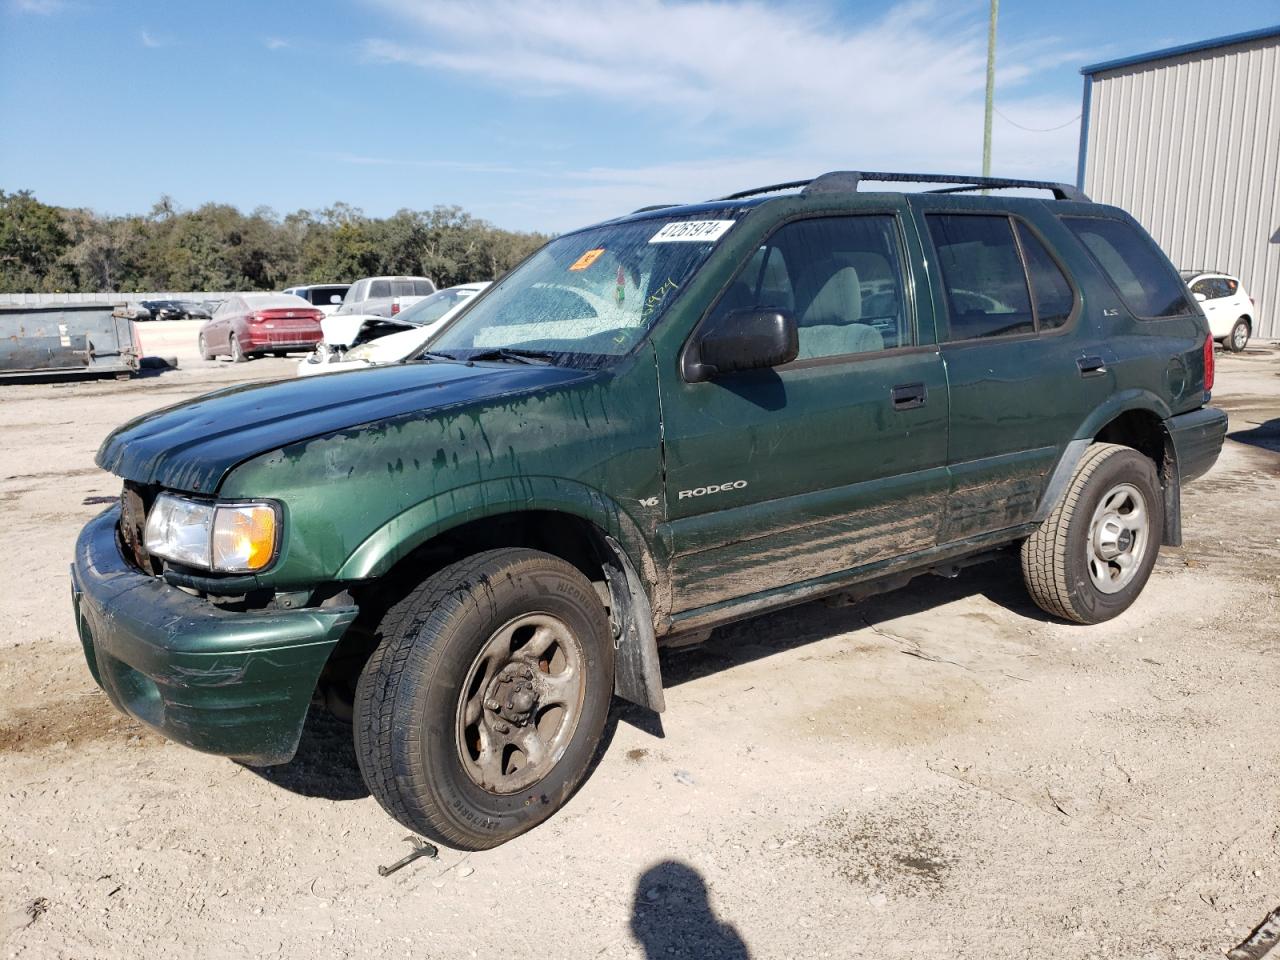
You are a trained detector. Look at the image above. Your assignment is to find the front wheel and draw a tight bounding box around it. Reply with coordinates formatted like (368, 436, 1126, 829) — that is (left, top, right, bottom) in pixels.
(198, 333, 214, 361)
(1021, 443, 1163, 624)
(1226, 318, 1250, 353)
(354, 549, 614, 849)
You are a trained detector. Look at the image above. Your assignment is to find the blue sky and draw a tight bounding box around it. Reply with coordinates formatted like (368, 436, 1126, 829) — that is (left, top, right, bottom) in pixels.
(1, 0, 1277, 232)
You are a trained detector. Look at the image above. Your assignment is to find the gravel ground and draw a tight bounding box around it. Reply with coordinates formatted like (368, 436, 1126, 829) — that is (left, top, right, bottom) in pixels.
(1, 348, 1277, 959)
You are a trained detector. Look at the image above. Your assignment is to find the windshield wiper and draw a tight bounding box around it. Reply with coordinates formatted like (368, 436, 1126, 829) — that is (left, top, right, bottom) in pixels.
(466, 347, 557, 365)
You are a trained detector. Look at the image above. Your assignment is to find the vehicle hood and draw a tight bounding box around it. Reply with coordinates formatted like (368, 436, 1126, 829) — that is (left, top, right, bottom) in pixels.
(360, 324, 434, 363)
(320, 312, 412, 346)
(97, 361, 592, 493)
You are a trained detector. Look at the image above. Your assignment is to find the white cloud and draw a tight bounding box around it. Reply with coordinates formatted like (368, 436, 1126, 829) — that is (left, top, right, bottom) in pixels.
(11, 0, 66, 13)
(368, 0, 1084, 228)
(264, 37, 289, 50)
(140, 29, 171, 48)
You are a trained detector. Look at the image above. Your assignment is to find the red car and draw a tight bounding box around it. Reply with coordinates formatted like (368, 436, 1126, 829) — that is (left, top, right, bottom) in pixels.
(199, 293, 325, 362)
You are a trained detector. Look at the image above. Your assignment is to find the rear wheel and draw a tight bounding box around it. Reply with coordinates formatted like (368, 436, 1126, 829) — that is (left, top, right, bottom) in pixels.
(230, 334, 249, 363)
(1227, 318, 1250, 353)
(1021, 443, 1162, 624)
(354, 549, 614, 849)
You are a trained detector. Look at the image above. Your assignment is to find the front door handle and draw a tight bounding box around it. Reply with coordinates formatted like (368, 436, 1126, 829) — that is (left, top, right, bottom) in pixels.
(1077, 356, 1106, 377)
(891, 382, 927, 410)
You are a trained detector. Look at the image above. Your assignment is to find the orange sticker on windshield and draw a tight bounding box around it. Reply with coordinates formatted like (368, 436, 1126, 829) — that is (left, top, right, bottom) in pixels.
(569, 248, 605, 271)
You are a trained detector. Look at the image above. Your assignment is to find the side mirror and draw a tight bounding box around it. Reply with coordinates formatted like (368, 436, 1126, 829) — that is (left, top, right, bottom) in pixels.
(685, 308, 798, 382)
(330, 294, 343, 304)
(1192, 291, 1207, 303)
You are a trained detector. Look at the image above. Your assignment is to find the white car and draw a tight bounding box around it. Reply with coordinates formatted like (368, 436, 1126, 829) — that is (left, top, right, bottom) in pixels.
(297, 282, 489, 377)
(281, 283, 351, 316)
(1182, 270, 1257, 352)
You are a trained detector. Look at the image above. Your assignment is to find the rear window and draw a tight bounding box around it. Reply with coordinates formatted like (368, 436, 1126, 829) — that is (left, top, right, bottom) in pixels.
(1062, 217, 1190, 318)
(369, 280, 391, 299)
(306, 285, 348, 305)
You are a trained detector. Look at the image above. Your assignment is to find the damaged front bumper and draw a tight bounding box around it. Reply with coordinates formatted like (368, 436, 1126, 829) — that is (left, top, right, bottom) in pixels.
(70, 506, 357, 765)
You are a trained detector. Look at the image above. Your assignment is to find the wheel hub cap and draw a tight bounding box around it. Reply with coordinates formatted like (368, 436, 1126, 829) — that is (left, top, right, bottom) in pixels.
(455, 612, 587, 795)
(1087, 482, 1149, 594)
(485, 662, 540, 727)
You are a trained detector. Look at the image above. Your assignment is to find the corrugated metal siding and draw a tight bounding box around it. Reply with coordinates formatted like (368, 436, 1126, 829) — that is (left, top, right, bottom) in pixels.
(1084, 34, 1279, 339)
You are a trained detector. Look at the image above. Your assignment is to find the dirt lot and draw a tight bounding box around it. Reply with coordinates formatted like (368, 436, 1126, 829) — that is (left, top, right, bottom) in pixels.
(1, 348, 1278, 959)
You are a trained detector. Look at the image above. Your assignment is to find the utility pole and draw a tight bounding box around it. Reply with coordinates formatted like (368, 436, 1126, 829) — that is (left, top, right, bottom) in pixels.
(983, 0, 999, 181)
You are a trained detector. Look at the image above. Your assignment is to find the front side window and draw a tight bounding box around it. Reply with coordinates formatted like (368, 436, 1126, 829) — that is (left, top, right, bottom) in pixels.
(1062, 217, 1190, 318)
(927, 215, 1033, 340)
(703, 215, 910, 360)
(430, 215, 738, 367)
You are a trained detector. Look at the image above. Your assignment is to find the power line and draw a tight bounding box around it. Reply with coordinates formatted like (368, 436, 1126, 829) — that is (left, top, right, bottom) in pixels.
(994, 107, 1082, 133)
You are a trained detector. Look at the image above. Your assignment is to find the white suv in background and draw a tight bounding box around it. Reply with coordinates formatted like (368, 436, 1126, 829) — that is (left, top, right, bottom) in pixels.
(1182, 270, 1257, 352)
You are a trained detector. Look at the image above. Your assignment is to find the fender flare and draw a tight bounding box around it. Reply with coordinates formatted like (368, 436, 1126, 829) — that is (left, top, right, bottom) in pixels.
(1035, 394, 1182, 546)
(333, 477, 669, 712)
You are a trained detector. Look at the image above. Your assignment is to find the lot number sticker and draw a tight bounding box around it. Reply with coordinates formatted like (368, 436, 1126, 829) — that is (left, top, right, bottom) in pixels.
(569, 248, 606, 271)
(649, 220, 736, 243)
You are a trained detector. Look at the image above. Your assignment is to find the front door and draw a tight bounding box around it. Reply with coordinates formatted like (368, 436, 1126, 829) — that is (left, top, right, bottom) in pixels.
(657, 210, 950, 615)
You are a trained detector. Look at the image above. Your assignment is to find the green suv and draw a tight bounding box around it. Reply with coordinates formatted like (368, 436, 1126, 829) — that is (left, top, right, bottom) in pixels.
(71, 171, 1227, 849)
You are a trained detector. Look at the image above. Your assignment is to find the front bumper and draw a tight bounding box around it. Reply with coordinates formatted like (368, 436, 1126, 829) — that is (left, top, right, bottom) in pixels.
(70, 506, 357, 765)
(1167, 406, 1228, 484)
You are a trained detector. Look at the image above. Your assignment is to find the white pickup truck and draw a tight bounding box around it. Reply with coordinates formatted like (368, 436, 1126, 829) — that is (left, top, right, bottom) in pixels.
(335, 275, 436, 319)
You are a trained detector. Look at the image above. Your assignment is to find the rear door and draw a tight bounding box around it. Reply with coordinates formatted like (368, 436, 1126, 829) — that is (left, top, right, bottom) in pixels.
(912, 199, 1110, 541)
(659, 205, 951, 614)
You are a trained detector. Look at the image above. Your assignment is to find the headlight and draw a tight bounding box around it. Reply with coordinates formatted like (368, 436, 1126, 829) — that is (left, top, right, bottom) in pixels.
(144, 493, 279, 573)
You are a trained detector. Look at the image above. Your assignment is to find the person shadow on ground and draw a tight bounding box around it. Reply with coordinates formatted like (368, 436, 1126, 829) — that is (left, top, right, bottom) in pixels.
(630, 860, 750, 959)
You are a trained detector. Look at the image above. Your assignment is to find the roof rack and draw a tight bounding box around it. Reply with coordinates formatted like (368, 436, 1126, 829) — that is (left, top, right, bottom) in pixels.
(716, 170, 1088, 202)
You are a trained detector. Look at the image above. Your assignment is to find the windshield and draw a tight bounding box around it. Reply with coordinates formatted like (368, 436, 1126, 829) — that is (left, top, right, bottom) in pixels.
(396, 287, 474, 327)
(429, 216, 737, 367)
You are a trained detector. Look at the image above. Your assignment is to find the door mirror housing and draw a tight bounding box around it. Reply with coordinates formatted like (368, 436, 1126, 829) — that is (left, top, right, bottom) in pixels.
(684, 308, 799, 382)
(1192, 291, 1207, 303)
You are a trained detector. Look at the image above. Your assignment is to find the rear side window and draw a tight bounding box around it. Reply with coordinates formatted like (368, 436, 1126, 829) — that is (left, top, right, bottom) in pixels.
(927, 215, 1033, 340)
(1063, 217, 1189, 318)
(1190, 278, 1217, 299)
(1015, 223, 1074, 330)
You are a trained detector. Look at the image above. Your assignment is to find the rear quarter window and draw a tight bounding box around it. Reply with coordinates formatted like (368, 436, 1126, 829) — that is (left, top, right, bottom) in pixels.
(1062, 217, 1190, 319)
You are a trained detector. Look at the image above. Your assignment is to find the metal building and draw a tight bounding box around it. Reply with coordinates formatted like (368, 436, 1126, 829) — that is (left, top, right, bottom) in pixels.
(1078, 25, 1280, 339)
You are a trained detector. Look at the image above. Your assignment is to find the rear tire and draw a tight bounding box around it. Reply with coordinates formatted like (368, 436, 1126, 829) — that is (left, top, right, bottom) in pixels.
(354, 549, 614, 850)
(1021, 443, 1162, 624)
(1226, 318, 1250, 353)
(230, 334, 249, 363)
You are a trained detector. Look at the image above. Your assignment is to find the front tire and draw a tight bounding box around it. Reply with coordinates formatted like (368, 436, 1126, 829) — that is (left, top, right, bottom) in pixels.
(198, 333, 214, 361)
(1021, 443, 1163, 624)
(354, 549, 614, 849)
(1226, 318, 1250, 353)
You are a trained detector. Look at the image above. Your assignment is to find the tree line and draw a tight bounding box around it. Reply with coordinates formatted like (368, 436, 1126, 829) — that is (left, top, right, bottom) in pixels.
(0, 189, 550, 294)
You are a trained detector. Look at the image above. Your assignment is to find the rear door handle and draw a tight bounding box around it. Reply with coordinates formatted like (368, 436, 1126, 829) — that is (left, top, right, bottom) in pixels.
(1077, 356, 1106, 377)
(891, 382, 927, 410)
